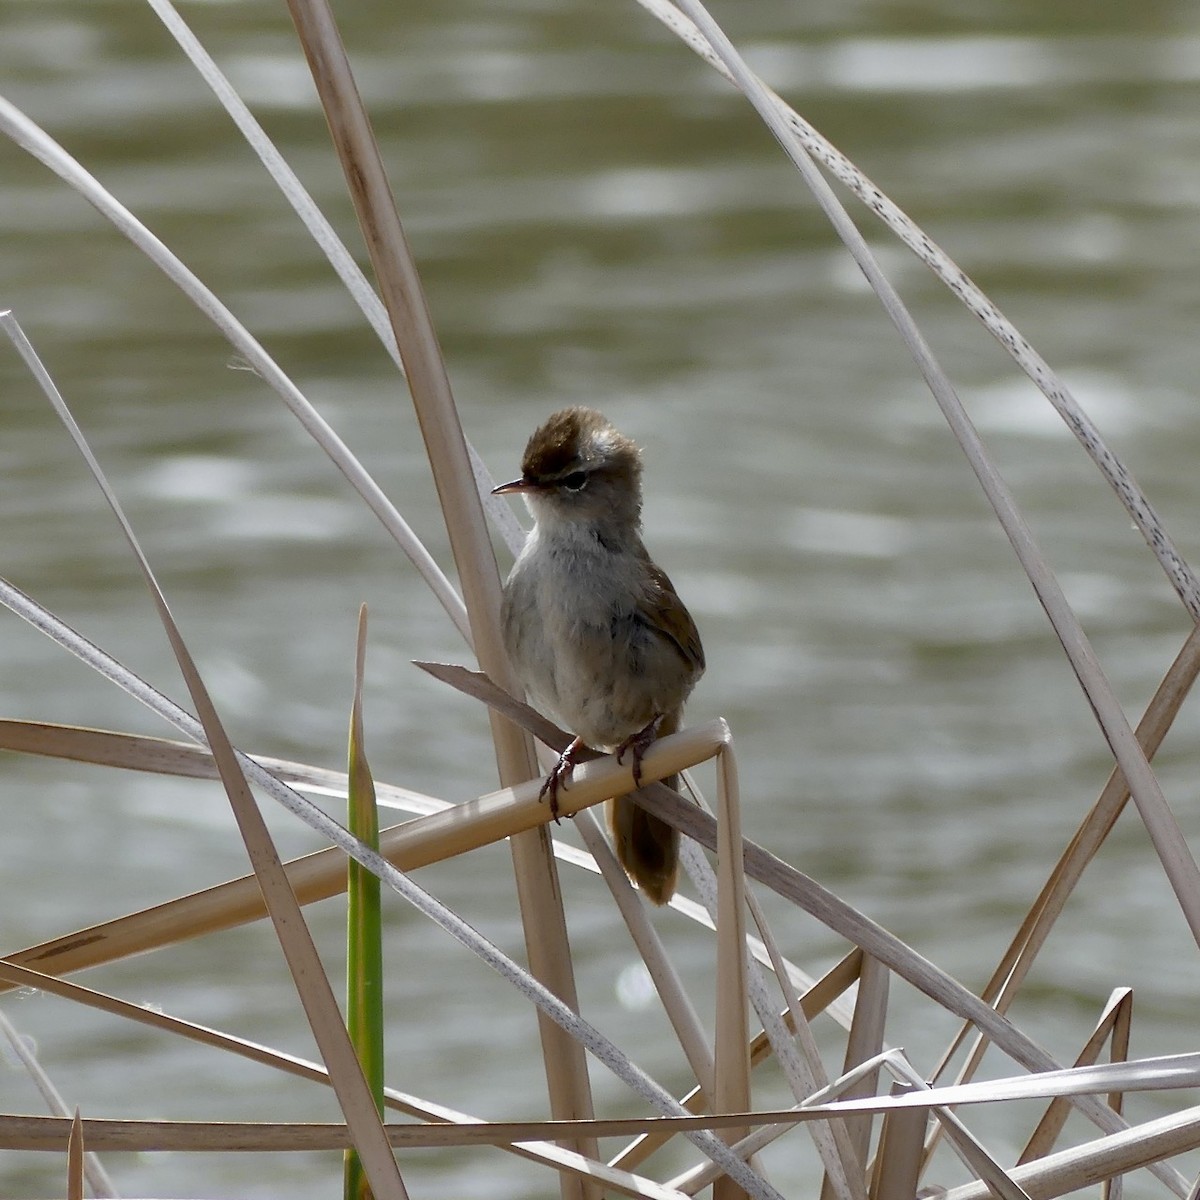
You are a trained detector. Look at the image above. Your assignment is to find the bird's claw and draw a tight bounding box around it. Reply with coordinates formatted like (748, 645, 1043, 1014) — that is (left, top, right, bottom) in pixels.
(538, 763, 567, 824)
(615, 715, 664, 790)
(539, 737, 584, 824)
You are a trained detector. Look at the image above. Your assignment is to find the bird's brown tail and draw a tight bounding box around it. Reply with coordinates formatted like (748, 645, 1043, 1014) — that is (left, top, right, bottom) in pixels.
(609, 783, 680, 905)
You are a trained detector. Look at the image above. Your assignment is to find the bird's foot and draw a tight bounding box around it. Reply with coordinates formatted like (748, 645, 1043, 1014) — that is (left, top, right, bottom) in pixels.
(615, 715, 665, 789)
(539, 736, 584, 823)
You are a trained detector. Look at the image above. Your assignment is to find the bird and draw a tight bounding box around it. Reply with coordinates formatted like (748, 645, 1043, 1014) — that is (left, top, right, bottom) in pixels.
(492, 406, 705, 904)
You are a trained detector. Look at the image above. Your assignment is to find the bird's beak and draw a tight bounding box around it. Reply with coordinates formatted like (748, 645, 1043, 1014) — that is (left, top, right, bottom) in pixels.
(492, 477, 535, 495)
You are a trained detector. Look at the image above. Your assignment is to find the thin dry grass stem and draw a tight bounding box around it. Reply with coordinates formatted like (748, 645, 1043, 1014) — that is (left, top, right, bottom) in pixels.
(6, 1111, 831, 1154)
(144, 0, 525, 554)
(574, 805, 717, 1101)
(278, 5, 596, 1186)
(0, 115, 470, 644)
(0, 573, 432, 860)
(668, 0, 1200, 949)
(0, 711, 819, 1020)
(748, 951, 864, 1063)
(0, 1010, 117, 1198)
(641, 1051, 1200, 1197)
(716, 846, 1186, 1191)
(0, 719, 444, 814)
(663, 1053, 937, 1196)
(868, 1084, 925, 1200)
(637, 0, 1200, 623)
(5, 314, 411, 1200)
(713, 740, 753, 1200)
(819, 957, 889, 1200)
(1019, 989, 1134, 1167)
(11, 1093, 1200, 1198)
(964, 626, 1200, 1037)
(297, 638, 1200, 1187)
(11, 8, 1200, 1197)
(778, 1053, 1200, 1196)
(926, 1113, 1027, 1199)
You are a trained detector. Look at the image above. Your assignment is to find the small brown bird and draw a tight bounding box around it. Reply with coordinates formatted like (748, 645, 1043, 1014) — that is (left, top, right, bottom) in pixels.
(493, 407, 705, 904)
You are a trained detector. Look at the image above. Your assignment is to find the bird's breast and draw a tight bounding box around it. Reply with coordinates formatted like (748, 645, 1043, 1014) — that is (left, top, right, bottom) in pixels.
(501, 530, 696, 749)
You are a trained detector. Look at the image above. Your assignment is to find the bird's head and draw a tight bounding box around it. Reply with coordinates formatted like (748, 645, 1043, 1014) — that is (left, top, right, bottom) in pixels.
(493, 407, 643, 534)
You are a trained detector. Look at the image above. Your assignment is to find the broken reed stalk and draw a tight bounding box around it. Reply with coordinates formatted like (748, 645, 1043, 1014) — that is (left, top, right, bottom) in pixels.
(279, 2, 599, 1192)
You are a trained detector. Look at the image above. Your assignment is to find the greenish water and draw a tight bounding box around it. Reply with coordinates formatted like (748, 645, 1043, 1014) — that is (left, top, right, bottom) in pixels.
(3, 1, 1200, 1196)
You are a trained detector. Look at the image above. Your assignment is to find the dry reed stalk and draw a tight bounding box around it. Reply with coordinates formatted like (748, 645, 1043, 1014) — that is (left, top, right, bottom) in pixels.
(3, 720, 731, 985)
(0, 1009, 117, 1198)
(951, 626, 1200, 1038)
(0, 719, 445, 819)
(669, 0, 1200, 949)
(9, 690, 1166, 1176)
(2, 655, 1177, 1188)
(7, 6, 1200, 1194)
(734, 882, 865, 1199)
(15, 1084, 1200, 1195)
(922, 1110, 1027, 1199)
(5, 1111, 831, 1154)
(713, 739, 752, 1200)
(715, 841, 1181, 1184)
(144, 0, 527, 558)
(65, 1110, 83, 1200)
(637, 0, 1200, 625)
(278, 5, 597, 1190)
(0, 108, 470, 643)
(937, 1105, 1200, 1200)
(5, 315, 411, 1200)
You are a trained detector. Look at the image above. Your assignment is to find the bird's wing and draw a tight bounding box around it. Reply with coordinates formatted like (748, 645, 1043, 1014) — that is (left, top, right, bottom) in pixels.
(637, 557, 706, 675)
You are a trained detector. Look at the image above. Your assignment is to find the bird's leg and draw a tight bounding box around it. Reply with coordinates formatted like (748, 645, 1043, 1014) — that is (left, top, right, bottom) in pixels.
(540, 735, 585, 823)
(615, 714, 665, 789)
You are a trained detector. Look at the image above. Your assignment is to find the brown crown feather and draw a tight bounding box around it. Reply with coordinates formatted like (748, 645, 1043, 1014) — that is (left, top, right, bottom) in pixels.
(521, 407, 641, 485)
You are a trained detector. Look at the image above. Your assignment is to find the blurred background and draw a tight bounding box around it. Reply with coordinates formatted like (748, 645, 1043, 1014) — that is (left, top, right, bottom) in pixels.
(3, 0, 1200, 1195)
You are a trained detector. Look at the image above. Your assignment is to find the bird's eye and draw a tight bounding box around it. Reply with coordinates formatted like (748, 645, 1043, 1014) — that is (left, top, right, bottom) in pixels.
(561, 471, 588, 492)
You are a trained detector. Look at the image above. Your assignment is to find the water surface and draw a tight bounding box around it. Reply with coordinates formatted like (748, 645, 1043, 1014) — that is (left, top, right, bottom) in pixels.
(3, 1, 1200, 1195)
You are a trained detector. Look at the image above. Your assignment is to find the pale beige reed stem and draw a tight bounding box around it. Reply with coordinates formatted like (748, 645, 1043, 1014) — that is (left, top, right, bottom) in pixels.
(279, 2, 598, 1191)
